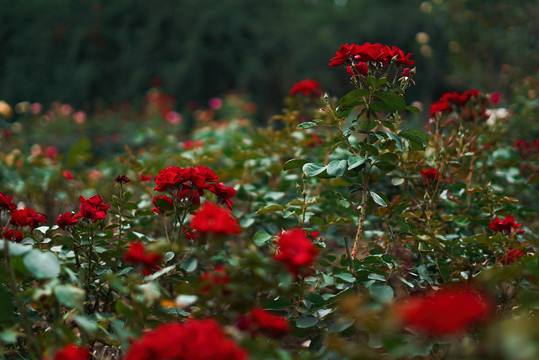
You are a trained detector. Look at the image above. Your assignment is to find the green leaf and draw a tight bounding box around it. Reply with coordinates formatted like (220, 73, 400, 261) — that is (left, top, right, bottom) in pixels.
(369, 284, 394, 303)
(0, 240, 33, 256)
(283, 159, 309, 171)
(297, 122, 317, 129)
(296, 315, 318, 328)
(370, 191, 388, 207)
(302, 163, 327, 177)
(374, 91, 406, 111)
(399, 129, 428, 150)
(405, 105, 421, 113)
(181, 257, 198, 272)
(0, 328, 18, 344)
(264, 297, 292, 310)
(338, 88, 370, 108)
(54, 285, 85, 310)
(305, 293, 325, 308)
(0, 286, 14, 322)
(334, 272, 356, 283)
(256, 204, 285, 214)
(253, 230, 272, 246)
(348, 156, 365, 170)
(23, 250, 60, 279)
(74, 315, 99, 336)
(326, 159, 347, 177)
(386, 132, 403, 151)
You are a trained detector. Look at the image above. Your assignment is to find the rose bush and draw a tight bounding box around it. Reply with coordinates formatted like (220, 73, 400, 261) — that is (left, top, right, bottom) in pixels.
(0, 41, 537, 360)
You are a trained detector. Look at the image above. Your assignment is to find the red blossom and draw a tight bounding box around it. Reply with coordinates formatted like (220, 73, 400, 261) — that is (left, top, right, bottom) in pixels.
(152, 195, 174, 214)
(430, 89, 482, 117)
(45, 344, 90, 360)
(190, 202, 240, 236)
(138, 174, 153, 183)
(124, 242, 163, 276)
(3, 228, 24, 242)
(488, 215, 523, 234)
(62, 170, 74, 181)
(199, 265, 230, 294)
(238, 308, 290, 338)
(514, 139, 533, 154)
(347, 62, 368, 77)
(330, 43, 414, 68)
(395, 286, 492, 336)
(115, 174, 131, 184)
(56, 212, 78, 230)
(329, 43, 360, 67)
(154, 166, 193, 192)
(74, 195, 110, 222)
(289, 79, 323, 97)
(274, 229, 318, 277)
(10, 207, 47, 229)
(183, 139, 204, 150)
(0, 192, 15, 212)
(208, 182, 237, 210)
(123, 319, 247, 360)
(419, 168, 440, 181)
(498, 248, 526, 265)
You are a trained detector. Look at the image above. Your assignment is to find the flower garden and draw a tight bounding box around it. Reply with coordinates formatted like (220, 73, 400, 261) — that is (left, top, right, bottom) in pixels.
(0, 41, 538, 360)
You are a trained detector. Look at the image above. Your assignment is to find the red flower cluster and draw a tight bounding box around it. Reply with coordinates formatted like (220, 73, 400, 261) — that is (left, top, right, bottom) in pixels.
(0, 192, 16, 212)
(190, 202, 240, 236)
(123, 319, 247, 360)
(514, 139, 539, 155)
(488, 215, 523, 234)
(274, 229, 318, 277)
(238, 308, 290, 338)
(3, 228, 23, 242)
(73, 195, 110, 223)
(199, 265, 230, 294)
(56, 212, 78, 230)
(498, 248, 526, 265)
(124, 242, 163, 276)
(43, 344, 90, 360)
(154, 166, 236, 209)
(395, 286, 491, 336)
(10, 207, 47, 229)
(429, 89, 481, 116)
(419, 168, 441, 181)
(289, 79, 323, 97)
(329, 43, 414, 67)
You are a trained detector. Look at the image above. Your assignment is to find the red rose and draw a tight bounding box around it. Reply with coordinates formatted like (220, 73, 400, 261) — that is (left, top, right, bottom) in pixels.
(123, 319, 247, 360)
(329, 43, 360, 67)
(124, 242, 163, 276)
(488, 215, 523, 234)
(274, 229, 318, 277)
(401, 68, 412, 77)
(347, 62, 368, 77)
(238, 308, 290, 338)
(152, 195, 174, 214)
(10, 207, 46, 229)
(115, 174, 131, 184)
(45, 344, 90, 360)
(3, 228, 24, 242)
(56, 212, 78, 230)
(74, 195, 110, 222)
(62, 170, 74, 181)
(190, 202, 240, 236)
(153, 166, 192, 192)
(289, 79, 323, 97)
(138, 174, 153, 183)
(429, 100, 452, 116)
(0, 192, 15, 212)
(419, 168, 440, 181)
(498, 248, 526, 265)
(199, 265, 230, 294)
(395, 286, 491, 336)
(208, 182, 236, 210)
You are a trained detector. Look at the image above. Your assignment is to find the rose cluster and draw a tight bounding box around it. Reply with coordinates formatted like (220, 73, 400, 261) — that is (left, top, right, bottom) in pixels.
(123, 319, 247, 360)
(429, 89, 487, 121)
(329, 43, 414, 68)
(1, 192, 47, 232)
(153, 165, 236, 210)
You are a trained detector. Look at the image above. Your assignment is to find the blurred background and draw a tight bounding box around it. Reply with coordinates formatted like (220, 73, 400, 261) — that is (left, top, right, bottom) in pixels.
(0, 0, 537, 124)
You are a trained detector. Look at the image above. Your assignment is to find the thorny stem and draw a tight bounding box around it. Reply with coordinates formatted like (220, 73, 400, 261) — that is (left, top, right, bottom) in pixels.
(1, 217, 43, 360)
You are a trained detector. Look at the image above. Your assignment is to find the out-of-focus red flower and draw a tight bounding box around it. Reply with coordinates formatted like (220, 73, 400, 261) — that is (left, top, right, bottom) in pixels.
(62, 170, 74, 181)
(490, 92, 501, 104)
(419, 168, 440, 181)
(238, 308, 290, 338)
(289, 79, 323, 97)
(498, 248, 526, 265)
(45, 146, 60, 160)
(73, 195, 110, 223)
(199, 265, 230, 294)
(10, 207, 46, 229)
(182, 225, 198, 241)
(430, 89, 482, 117)
(395, 286, 492, 336)
(139, 174, 153, 183)
(514, 139, 533, 155)
(3, 228, 24, 242)
(488, 215, 523, 234)
(190, 202, 240, 236)
(56, 212, 78, 230)
(124, 241, 163, 276)
(44, 344, 90, 360)
(0, 192, 15, 212)
(115, 174, 131, 184)
(274, 229, 318, 277)
(123, 319, 248, 360)
(183, 139, 204, 150)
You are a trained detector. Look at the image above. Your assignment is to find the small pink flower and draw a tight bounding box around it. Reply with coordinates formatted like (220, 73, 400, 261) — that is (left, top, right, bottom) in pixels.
(60, 104, 74, 116)
(208, 97, 223, 110)
(165, 111, 183, 125)
(30, 103, 42, 115)
(73, 111, 87, 124)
